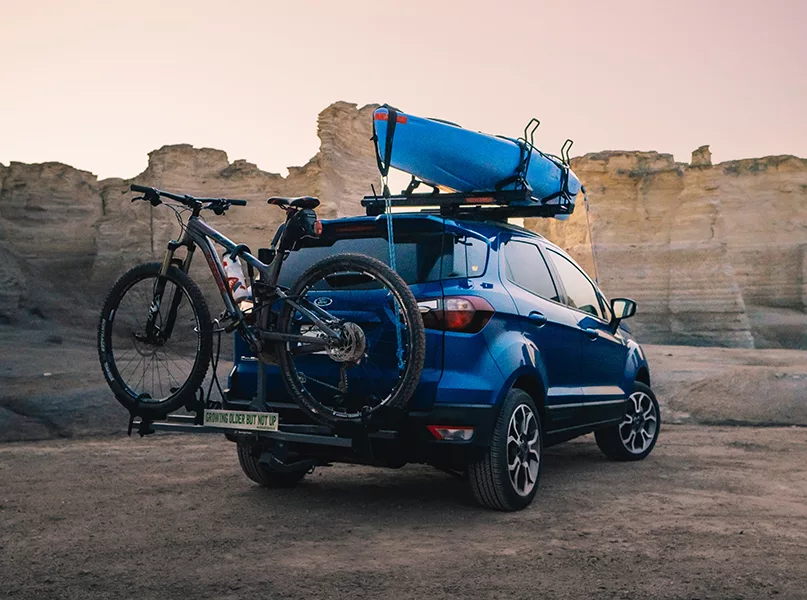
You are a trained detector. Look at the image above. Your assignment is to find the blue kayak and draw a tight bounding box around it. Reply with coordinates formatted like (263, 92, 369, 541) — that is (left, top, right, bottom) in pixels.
(373, 107, 581, 208)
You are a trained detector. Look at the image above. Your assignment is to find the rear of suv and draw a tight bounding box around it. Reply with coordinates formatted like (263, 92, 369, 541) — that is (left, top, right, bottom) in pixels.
(225, 212, 659, 511)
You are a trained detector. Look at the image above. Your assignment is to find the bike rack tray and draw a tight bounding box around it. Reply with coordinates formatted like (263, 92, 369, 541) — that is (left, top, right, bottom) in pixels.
(130, 414, 398, 448)
(361, 188, 574, 221)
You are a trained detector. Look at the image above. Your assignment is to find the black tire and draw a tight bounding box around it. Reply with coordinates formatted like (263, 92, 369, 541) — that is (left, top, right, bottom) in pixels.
(98, 262, 212, 420)
(236, 444, 310, 488)
(276, 253, 425, 427)
(467, 388, 543, 511)
(595, 381, 660, 461)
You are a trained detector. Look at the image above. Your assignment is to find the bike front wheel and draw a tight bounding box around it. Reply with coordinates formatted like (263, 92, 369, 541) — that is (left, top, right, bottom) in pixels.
(98, 262, 212, 420)
(276, 253, 425, 427)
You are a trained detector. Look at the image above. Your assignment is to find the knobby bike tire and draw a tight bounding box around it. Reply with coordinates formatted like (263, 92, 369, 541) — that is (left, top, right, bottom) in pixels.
(98, 262, 212, 420)
(276, 253, 425, 427)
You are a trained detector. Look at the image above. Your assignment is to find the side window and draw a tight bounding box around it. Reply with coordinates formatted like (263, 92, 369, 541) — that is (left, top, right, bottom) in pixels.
(442, 234, 488, 279)
(546, 249, 604, 319)
(503, 240, 559, 302)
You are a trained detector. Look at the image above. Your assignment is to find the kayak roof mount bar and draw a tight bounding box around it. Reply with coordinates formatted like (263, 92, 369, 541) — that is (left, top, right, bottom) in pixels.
(361, 189, 574, 221)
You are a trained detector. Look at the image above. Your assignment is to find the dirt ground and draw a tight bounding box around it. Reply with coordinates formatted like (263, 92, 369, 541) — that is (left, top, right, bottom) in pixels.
(1, 425, 806, 599)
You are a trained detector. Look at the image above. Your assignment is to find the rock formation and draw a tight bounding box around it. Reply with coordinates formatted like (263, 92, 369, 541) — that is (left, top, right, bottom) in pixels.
(0, 102, 380, 324)
(1, 101, 805, 348)
(528, 151, 807, 347)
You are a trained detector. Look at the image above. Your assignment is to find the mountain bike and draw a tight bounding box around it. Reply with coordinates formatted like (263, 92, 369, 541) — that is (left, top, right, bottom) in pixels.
(98, 184, 425, 427)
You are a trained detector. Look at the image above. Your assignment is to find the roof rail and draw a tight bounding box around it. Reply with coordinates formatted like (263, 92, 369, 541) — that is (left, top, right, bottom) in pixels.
(361, 189, 574, 221)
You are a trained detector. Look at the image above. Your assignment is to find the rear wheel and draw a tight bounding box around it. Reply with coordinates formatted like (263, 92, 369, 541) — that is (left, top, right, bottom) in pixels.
(595, 381, 660, 461)
(97, 262, 212, 420)
(236, 444, 310, 488)
(276, 253, 425, 427)
(467, 388, 542, 511)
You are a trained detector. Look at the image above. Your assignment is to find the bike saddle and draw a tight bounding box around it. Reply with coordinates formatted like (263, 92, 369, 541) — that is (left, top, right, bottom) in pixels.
(267, 196, 320, 209)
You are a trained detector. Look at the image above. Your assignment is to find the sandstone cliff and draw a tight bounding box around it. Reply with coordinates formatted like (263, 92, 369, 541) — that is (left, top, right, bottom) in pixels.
(528, 149, 807, 347)
(0, 102, 380, 324)
(1, 102, 805, 348)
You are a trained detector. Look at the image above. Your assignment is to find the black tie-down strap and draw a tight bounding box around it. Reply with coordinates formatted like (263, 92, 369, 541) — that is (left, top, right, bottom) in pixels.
(539, 161, 572, 206)
(371, 104, 401, 197)
(494, 139, 530, 192)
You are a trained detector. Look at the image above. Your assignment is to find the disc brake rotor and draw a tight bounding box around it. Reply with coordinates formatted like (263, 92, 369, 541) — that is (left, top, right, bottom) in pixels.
(326, 322, 366, 363)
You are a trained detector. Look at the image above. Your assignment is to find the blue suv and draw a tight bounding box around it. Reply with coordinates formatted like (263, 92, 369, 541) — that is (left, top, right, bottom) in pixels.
(226, 211, 660, 511)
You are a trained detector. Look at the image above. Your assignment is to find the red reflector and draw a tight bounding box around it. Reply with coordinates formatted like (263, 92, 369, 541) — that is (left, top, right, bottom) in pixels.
(427, 425, 475, 441)
(313, 220, 323, 236)
(374, 112, 408, 124)
(474, 197, 495, 204)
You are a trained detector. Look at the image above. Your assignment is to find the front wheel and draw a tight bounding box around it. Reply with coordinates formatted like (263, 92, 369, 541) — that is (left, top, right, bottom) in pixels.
(595, 381, 660, 461)
(98, 262, 212, 420)
(276, 253, 425, 427)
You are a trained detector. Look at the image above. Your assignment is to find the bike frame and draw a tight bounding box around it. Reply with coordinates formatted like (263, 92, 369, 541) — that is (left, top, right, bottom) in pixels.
(155, 212, 341, 354)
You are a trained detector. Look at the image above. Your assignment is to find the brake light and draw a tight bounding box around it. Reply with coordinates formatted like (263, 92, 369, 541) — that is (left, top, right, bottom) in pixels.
(419, 296, 494, 333)
(313, 220, 323, 236)
(332, 223, 377, 235)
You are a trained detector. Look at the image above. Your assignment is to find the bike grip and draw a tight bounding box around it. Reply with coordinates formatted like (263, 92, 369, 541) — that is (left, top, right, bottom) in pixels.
(130, 184, 152, 193)
(229, 199, 247, 206)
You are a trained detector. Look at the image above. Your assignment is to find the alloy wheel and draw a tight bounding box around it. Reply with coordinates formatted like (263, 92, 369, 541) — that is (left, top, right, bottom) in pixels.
(619, 391, 658, 454)
(507, 404, 540, 496)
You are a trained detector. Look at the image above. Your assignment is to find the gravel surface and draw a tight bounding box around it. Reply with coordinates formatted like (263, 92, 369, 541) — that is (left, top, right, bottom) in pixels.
(2, 425, 806, 599)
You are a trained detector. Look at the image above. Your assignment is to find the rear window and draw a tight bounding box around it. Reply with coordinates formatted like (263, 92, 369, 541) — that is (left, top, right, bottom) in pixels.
(279, 232, 488, 287)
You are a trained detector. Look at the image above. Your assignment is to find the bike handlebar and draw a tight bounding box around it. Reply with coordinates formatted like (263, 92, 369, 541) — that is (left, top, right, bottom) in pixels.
(129, 185, 247, 210)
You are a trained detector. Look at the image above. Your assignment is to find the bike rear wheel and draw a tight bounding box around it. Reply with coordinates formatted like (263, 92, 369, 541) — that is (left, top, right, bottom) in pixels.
(98, 262, 212, 419)
(276, 253, 425, 427)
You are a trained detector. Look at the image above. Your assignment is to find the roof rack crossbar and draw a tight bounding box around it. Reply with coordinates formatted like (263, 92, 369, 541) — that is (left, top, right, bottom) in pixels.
(361, 189, 573, 221)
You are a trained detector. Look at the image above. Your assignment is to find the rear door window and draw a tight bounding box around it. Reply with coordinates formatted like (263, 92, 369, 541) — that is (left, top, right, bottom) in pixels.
(442, 234, 488, 279)
(503, 240, 559, 302)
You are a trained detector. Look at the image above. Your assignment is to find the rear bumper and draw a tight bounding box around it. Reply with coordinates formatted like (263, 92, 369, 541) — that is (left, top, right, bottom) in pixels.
(218, 392, 499, 466)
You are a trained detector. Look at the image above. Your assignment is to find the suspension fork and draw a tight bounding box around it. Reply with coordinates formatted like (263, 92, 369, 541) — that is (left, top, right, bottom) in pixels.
(146, 241, 195, 341)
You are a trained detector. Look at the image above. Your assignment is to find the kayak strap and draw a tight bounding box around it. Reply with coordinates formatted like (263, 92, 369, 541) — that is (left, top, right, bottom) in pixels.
(371, 104, 401, 198)
(495, 119, 541, 192)
(539, 165, 572, 205)
(582, 186, 601, 286)
(494, 140, 531, 192)
(371, 104, 406, 372)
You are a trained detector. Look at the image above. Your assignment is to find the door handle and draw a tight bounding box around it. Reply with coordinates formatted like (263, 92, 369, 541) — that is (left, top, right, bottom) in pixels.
(528, 311, 548, 326)
(583, 327, 599, 340)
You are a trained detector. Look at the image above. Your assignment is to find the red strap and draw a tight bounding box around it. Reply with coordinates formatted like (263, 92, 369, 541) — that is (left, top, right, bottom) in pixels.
(374, 112, 408, 124)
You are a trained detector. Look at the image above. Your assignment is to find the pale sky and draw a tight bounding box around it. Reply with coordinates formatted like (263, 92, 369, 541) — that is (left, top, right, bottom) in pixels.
(1, 0, 805, 179)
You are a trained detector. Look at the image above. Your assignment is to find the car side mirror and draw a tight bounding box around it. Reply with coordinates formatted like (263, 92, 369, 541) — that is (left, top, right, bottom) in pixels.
(610, 298, 637, 332)
(611, 298, 637, 320)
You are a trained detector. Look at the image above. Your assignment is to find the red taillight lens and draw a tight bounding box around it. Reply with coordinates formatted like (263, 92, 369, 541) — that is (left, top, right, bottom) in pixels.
(419, 296, 494, 333)
(444, 297, 476, 330)
(313, 220, 323, 236)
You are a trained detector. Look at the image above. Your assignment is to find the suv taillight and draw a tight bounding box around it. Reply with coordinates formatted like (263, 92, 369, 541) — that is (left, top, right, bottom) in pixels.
(419, 296, 494, 333)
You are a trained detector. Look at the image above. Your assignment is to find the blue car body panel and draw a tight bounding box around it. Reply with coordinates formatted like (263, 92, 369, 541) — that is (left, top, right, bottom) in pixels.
(228, 213, 650, 446)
